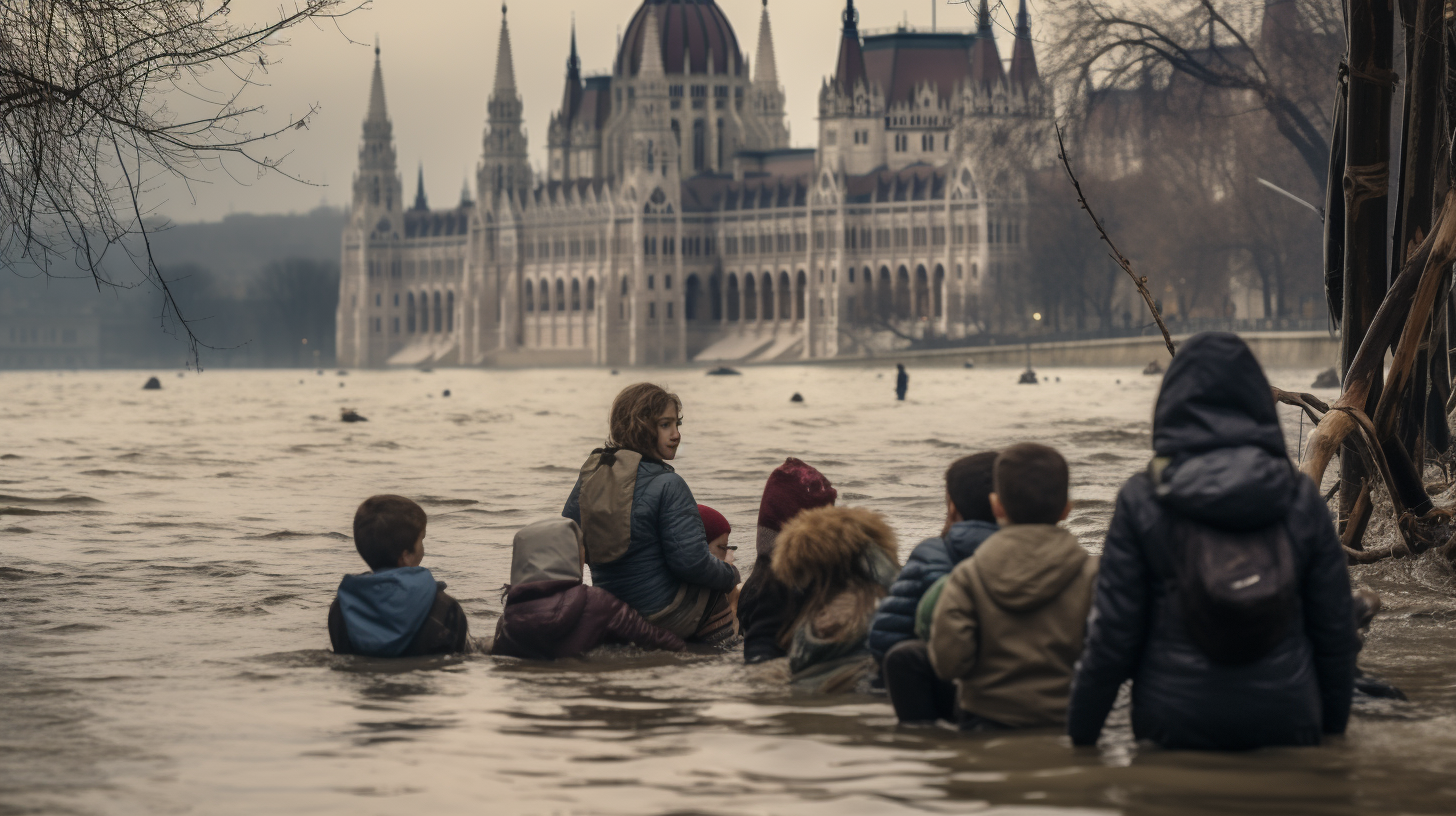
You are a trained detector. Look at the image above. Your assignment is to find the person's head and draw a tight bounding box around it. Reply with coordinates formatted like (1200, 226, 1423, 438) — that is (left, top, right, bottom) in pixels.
(944, 451, 998, 528)
(353, 494, 428, 571)
(757, 458, 837, 557)
(698, 504, 734, 562)
(608, 382, 683, 461)
(990, 443, 1071, 526)
(1153, 332, 1282, 457)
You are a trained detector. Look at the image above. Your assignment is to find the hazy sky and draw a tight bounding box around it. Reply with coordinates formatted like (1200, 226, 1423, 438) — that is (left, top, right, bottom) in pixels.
(158, 0, 1038, 223)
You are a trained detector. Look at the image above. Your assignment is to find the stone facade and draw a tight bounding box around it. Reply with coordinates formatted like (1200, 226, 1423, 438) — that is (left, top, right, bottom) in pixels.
(337, 0, 1048, 368)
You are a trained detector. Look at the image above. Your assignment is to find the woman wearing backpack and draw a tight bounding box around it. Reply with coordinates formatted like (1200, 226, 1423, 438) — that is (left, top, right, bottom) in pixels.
(562, 383, 740, 644)
(1067, 333, 1359, 750)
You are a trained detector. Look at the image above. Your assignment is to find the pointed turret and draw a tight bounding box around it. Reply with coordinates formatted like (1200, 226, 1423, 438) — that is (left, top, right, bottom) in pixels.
(560, 21, 584, 125)
(353, 41, 401, 214)
(968, 0, 1007, 91)
(753, 0, 779, 90)
(638, 4, 666, 80)
(1008, 0, 1040, 92)
(834, 0, 867, 96)
(480, 4, 531, 202)
(412, 165, 428, 211)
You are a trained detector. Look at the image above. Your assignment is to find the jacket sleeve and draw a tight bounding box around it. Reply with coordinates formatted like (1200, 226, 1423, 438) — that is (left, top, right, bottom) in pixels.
(927, 563, 979, 682)
(1067, 482, 1152, 746)
(604, 593, 688, 652)
(562, 474, 583, 524)
(657, 473, 741, 591)
(328, 599, 355, 655)
(915, 574, 951, 641)
(1296, 483, 1357, 734)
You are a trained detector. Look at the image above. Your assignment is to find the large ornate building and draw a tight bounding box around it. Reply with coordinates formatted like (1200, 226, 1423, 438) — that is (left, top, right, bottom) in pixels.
(337, 0, 1048, 368)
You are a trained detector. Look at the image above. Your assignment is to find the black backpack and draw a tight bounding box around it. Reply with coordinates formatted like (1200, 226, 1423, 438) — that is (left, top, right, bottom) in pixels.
(1160, 513, 1299, 666)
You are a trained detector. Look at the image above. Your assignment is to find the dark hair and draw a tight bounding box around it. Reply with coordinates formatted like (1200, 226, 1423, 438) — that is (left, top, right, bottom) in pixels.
(993, 443, 1069, 525)
(946, 451, 998, 523)
(353, 495, 427, 571)
(608, 383, 681, 457)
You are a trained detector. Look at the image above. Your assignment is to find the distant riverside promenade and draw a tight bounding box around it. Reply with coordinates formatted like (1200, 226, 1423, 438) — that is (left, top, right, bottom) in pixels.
(806, 330, 1339, 370)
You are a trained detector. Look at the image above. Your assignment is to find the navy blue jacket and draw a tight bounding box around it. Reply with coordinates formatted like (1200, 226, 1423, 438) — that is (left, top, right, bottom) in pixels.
(866, 520, 998, 661)
(563, 459, 739, 616)
(1067, 333, 1358, 750)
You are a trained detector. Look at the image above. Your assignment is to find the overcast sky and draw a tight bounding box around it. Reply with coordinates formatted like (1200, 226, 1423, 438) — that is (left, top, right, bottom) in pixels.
(157, 0, 1038, 223)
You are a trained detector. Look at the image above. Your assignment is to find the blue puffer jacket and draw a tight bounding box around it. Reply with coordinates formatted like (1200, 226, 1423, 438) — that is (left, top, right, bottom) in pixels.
(866, 519, 999, 661)
(563, 459, 740, 615)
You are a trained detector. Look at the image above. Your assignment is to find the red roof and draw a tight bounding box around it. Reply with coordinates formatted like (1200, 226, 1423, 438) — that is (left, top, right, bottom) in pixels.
(863, 32, 975, 106)
(617, 0, 744, 77)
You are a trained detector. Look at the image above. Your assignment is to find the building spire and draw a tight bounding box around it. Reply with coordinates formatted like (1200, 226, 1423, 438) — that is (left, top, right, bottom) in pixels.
(494, 4, 517, 94)
(354, 42, 400, 213)
(560, 18, 584, 124)
(753, 0, 779, 89)
(968, 0, 1007, 91)
(413, 164, 428, 211)
(638, 6, 665, 79)
(366, 40, 388, 124)
(977, 0, 993, 34)
(834, 0, 867, 96)
(1008, 0, 1041, 91)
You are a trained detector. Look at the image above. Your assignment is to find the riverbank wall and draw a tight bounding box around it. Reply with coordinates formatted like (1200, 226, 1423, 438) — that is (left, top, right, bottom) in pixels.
(792, 331, 1339, 370)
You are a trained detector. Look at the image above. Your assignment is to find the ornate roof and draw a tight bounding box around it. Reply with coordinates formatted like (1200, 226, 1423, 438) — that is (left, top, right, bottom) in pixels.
(616, 0, 745, 78)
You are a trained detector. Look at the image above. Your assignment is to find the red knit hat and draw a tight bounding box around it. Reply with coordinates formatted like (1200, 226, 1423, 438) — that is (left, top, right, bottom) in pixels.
(698, 504, 731, 542)
(757, 458, 837, 532)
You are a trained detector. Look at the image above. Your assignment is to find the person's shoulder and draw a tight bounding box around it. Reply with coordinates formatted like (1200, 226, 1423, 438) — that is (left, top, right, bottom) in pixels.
(905, 535, 951, 566)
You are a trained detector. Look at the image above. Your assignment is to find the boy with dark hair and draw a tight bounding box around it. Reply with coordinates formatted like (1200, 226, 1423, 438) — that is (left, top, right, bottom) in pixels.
(328, 495, 473, 658)
(926, 443, 1098, 729)
(873, 452, 1000, 722)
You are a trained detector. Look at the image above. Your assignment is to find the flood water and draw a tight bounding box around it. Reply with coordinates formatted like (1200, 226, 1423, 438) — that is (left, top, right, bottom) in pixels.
(2, 363, 1456, 815)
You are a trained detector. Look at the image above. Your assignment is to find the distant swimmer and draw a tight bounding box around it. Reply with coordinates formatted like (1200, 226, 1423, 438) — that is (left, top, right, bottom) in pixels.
(790, 392, 804, 403)
(896, 363, 909, 401)
(142, 376, 162, 390)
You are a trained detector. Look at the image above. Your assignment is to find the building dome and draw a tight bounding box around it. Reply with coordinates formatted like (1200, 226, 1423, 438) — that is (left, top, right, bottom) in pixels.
(616, 0, 744, 78)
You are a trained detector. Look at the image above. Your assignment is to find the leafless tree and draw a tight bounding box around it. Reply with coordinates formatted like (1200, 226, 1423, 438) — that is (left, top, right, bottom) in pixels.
(1047, 0, 1341, 193)
(0, 0, 365, 367)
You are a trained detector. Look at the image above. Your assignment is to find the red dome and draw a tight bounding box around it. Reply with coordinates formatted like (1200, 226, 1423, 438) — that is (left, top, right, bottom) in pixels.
(616, 0, 745, 78)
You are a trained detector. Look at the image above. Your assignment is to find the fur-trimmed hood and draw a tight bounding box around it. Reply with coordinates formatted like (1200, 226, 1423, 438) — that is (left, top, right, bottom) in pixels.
(771, 506, 899, 591)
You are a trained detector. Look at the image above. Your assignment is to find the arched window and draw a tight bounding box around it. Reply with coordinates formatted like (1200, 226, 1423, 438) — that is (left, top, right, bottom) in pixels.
(571, 279, 582, 311)
(761, 273, 774, 321)
(556, 279, 566, 312)
(795, 270, 808, 321)
(744, 274, 757, 320)
(586, 278, 596, 310)
(621, 276, 629, 296)
(539, 281, 550, 312)
(524, 281, 534, 313)
(684, 274, 702, 320)
(932, 266, 945, 319)
(693, 120, 707, 173)
(433, 291, 443, 332)
(407, 293, 417, 330)
(726, 273, 741, 321)
(447, 291, 455, 332)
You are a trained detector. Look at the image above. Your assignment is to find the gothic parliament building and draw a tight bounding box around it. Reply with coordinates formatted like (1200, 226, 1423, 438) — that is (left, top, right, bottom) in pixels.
(337, 0, 1048, 368)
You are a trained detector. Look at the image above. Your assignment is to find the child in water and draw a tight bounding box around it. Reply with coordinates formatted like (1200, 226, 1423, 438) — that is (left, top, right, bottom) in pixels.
(329, 495, 473, 658)
(493, 518, 685, 659)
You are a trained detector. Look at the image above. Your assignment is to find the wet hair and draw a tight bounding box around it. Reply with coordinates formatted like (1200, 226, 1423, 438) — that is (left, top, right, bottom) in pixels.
(607, 383, 682, 457)
(946, 451, 998, 523)
(353, 494, 427, 571)
(993, 443, 1069, 525)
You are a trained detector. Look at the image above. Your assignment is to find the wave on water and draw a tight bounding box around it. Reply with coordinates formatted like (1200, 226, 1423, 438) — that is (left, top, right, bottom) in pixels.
(415, 497, 480, 507)
(0, 493, 101, 504)
(1068, 429, 1150, 446)
(2, 526, 34, 534)
(240, 531, 350, 541)
(0, 507, 62, 516)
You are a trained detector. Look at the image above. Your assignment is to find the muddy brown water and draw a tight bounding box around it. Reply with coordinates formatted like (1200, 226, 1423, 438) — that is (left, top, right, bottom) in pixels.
(2, 366, 1454, 815)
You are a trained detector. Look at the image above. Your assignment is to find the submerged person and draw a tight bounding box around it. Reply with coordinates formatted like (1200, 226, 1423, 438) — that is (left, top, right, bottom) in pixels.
(772, 505, 900, 689)
(698, 504, 740, 621)
(562, 383, 740, 645)
(329, 495, 473, 658)
(925, 444, 1098, 730)
(896, 363, 909, 401)
(736, 458, 838, 663)
(493, 518, 685, 659)
(869, 451, 1000, 717)
(1067, 332, 1359, 750)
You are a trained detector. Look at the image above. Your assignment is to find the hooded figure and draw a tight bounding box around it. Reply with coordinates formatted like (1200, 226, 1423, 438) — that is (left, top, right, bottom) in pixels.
(330, 567, 471, 658)
(771, 506, 900, 687)
(1067, 333, 1359, 750)
(736, 458, 838, 663)
(492, 518, 686, 660)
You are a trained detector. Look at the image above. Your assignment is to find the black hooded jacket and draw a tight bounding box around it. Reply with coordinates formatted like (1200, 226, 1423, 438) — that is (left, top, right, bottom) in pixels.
(1067, 333, 1359, 750)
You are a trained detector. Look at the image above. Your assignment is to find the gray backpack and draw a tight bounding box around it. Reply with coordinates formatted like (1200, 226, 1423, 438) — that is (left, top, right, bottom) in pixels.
(575, 447, 643, 565)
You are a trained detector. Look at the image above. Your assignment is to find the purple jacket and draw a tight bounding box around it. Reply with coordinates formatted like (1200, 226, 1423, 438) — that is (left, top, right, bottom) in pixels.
(492, 579, 686, 660)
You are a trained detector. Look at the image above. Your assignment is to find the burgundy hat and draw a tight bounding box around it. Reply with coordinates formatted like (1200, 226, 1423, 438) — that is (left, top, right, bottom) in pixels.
(757, 458, 837, 532)
(698, 504, 731, 542)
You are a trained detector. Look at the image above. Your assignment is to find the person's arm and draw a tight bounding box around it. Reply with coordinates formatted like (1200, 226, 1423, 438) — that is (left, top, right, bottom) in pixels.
(603, 592, 688, 652)
(1296, 483, 1358, 735)
(927, 565, 979, 682)
(562, 474, 583, 524)
(658, 474, 740, 591)
(1067, 484, 1152, 746)
(915, 574, 951, 642)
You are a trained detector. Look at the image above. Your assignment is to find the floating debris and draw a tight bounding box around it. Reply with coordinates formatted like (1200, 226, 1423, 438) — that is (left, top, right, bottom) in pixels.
(341, 408, 368, 423)
(142, 377, 162, 390)
(443, 389, 452, 398)
(1019, 368, 1039, 385)
(963, 359, 976, 369)
(707, 366, 741, 376)
(1313, 367, 1340, 389)
(1143, 360, 1165, 376)
(790, 393, 805, 403)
